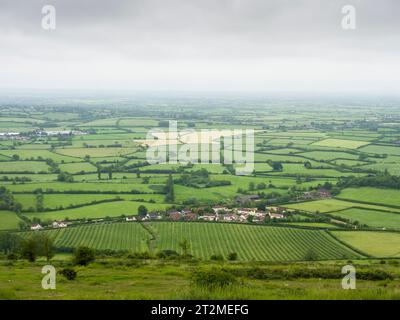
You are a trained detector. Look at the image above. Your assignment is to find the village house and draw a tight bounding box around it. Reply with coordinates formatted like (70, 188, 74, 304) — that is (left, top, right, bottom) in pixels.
(234, 194, 260, 205)
(183, 212, 198, 221)
(169, 211, 183, 221)
(221, 214, 238, 222)
(212, 205, 229, 214)
(253, 215, 266, 223)
(125, 216, 136, 222)
(236, 208, 257, 215)
(52, 221, 68, 228)
(198, 214, 216, 222)
(269, 212, 285, 219)
(301, 189, 331, 200)
(268, 206, 286, 214)
(149, 212, 162, 220)
(30, 224, 43, 231)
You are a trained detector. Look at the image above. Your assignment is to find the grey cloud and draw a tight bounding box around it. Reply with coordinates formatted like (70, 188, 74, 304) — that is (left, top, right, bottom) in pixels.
(0, 0, 399, 92)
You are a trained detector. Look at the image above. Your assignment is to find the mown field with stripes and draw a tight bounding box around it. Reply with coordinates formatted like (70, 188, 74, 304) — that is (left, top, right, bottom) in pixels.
(24, 222, 364, 261)
(34, 223, 150, 252)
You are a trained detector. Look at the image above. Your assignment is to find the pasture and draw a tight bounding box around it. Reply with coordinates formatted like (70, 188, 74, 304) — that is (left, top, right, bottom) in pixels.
(337, 187, 400, 207)
(332, 231, 400, 258)
(312, 139, 369, 149)
(24, 201, 170, 220)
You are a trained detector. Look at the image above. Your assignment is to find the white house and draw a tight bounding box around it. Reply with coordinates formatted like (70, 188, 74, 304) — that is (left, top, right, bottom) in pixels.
(212, 205, 229, 214)
(198, 214, 216, 221)
(52, 221, 68, 228)
(31, 224, 43, 231)
(125, 216, 136, 222)
(269, 212, 284, 219)
(236, 208, 257, 215)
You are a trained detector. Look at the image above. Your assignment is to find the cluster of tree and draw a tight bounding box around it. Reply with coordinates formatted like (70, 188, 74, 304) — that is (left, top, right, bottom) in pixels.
(0, 233, 54, 262)
(175, 169, 230, 188)
(0, 187, 22, 213)
(337, 173, 400, 189)
(57, 172, 74, 182)
(0, 176, 32, 183)
(0, 232, 96, 266)
(165, 174, 175, 202)
(267, 160, 283, 171)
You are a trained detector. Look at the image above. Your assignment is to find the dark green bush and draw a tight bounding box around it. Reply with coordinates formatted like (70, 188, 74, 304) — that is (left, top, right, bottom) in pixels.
(192, 269, 237, 289)
(59, 268, 77, 280)
(73, 246, 95, 266)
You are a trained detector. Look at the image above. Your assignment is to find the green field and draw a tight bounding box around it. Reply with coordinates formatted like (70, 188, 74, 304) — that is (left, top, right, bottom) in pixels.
(37, 222, 150, 251)
(312, 139, 369, 149)
(337, 187, 400, 207)
(0, 150, 80, 163)
(24, 201, 169, 220)
(0, 211, 22, 230)
(14, 193, 166, 210)
(329, 208, 400, 229)
(59, 162, 97, 173)
(0, 161, 50, 173)
(333, 231, 400, 257)
(285, 199, 400, 214)
(151, 222, 362, 261)
(26, 222, 363, 261)
(359, 145, 400, 156)
(55, 147, 134, 158)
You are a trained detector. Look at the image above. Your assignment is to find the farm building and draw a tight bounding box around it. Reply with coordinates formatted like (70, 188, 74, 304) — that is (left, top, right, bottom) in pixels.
(52, 221, 68, 228)
(183, 213, 198, 221)
(30, 224, 43, 231)
(212, 205, 229, 213)
(169, 211, 183, 221)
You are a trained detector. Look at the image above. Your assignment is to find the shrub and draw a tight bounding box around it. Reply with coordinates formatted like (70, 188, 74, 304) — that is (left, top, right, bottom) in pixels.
(59, 268, 77, 280)
(227, 252, 238, 261)
(304, 248, 318, 261)
(73, 246, 95, 266)
(210, 254, 224, 261)
(192, 269, 237, 289)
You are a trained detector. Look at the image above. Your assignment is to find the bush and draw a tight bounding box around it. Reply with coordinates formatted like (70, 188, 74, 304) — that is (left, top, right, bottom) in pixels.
(192, 269, 237, 289)
(156, 250, 180, 259)
(210, 254, 224, 261)
(227, 252, 238, 261)
(73, 246, 95, 266)
(304, 248, 318, 261)
(59, 268, 77, 280)
(6, 252, 18, 261)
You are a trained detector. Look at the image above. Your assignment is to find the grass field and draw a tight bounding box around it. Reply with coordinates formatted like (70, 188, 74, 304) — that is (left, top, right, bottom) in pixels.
(332, 231, 400, 257)
(0, 211, 22, 230)
(1, 259, 399, 300)
(312, 139, 369, 149)
(337, 187, 400, 207)
(14, 193, 167, 210)
(36, 222, 150, 251)
(285, 199, 400, 214)
(329, 208, 400, 229)
(59, 162, 97, 173)
(6, 182, 162, 193)
(0, 150, 80, 163)
(0, 161, 50, 173)
(23, 221, 363, 261)
(55, 147, 134, 158)
(150, 222, 362, 261)
(298, 151, 360, 161)
(359, 145, 400, 156)
(24, 201, 170, 220)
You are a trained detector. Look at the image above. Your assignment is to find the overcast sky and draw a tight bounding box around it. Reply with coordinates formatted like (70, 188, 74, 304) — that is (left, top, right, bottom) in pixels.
(0, 0, 399, 94)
